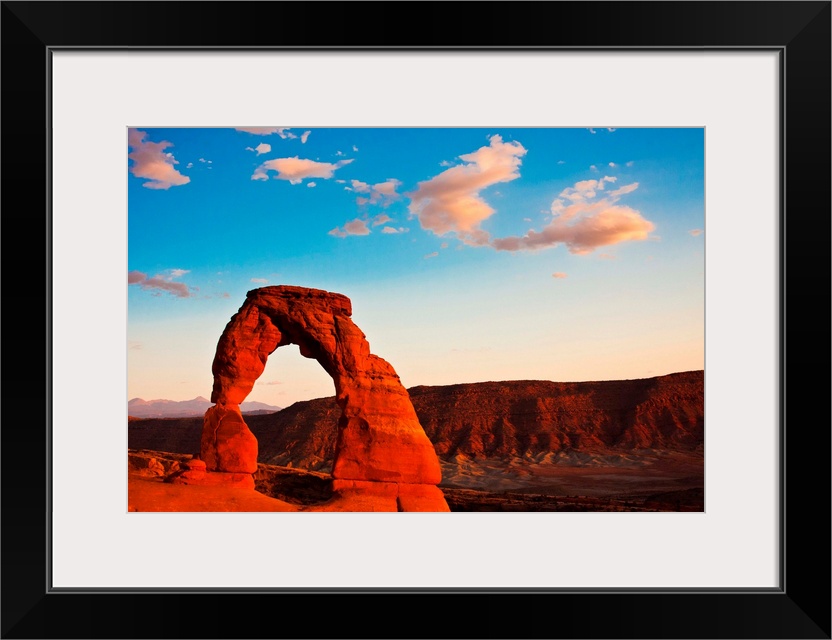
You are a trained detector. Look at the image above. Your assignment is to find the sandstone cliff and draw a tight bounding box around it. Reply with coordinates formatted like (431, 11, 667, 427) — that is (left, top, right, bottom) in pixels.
(129, 370, 703, 472)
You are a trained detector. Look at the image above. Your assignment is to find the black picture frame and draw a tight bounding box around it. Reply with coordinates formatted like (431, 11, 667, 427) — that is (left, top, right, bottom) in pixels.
(2, 2, 829, 638)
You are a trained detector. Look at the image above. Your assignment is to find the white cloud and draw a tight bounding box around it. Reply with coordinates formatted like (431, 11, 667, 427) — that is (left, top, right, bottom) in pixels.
(609, 162, 616, 168)
(626, 161, 634, 167)
(407, 134, 527, 246)
(127, 129, 190, 190)
(300, 131, 311, 144)
(588, 128, 597, 134)
(252, 157, 352, 184)
(246, 143, 271, 156)
(307, 182, 317, 188)
(352, 145, 358, 152)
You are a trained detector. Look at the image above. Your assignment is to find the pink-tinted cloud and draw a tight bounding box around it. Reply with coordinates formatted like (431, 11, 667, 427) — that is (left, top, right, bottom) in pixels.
(128, 129, 190, 190)
(300, 131, 311, 144)
(250, 277, 268, 284)
(128, 269, 193, 298)
(235, 127, 292, 137)
(381, 226, 409, 234)
(246, 142, 271, 155)
(372, 214, 392, 226)
(424, 251, 439, 259)
(329, 218, 371, 238)
(351, 179, 402, 207)
(552, 272, 568, 279)
(688, 229, 704, 236)
(608, 182, 639, 198)
(491, 179, 654, 255)
(558, 176, 617, 203)
(407, 134, 527, 245)
(252, 157, 352, 184)
(128, 271, 145, 284)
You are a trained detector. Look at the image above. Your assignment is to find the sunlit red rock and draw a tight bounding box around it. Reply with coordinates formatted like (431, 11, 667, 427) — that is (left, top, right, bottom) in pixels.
(200, 405, 258, 473)
(200, 285, 449, 511)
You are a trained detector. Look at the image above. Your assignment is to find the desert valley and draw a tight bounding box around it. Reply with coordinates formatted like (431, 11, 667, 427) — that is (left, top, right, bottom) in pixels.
(129, 370, 704, 512)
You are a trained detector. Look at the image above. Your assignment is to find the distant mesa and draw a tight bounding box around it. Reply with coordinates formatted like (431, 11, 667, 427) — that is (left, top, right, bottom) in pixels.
(130, 371, 704, 474)
(191, 285, 449, 512)
(127, 396, 281, 419)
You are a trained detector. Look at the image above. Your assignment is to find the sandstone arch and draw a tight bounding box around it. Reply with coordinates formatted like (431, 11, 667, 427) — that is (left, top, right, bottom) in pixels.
(200, 285, 449, 511)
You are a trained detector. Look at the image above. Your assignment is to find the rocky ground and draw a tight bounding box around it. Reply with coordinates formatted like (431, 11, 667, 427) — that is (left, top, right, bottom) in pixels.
(128, 449, 703, 512)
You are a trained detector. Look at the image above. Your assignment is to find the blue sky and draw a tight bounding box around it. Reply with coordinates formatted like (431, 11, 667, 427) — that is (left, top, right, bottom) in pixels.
(128, 127, 704, 407)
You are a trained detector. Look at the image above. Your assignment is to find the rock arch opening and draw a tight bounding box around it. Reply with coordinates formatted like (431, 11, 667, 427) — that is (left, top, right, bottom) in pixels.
(197, 285, 449, 512)
(253, 343, 337, 419)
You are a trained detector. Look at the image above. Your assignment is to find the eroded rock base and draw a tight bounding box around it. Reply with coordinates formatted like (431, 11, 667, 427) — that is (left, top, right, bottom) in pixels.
(309, 479, 450, 512)
(165, 459, 256, 490)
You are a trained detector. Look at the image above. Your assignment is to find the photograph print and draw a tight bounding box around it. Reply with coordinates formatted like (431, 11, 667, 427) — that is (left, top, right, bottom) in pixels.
(127, 126, 704, 513)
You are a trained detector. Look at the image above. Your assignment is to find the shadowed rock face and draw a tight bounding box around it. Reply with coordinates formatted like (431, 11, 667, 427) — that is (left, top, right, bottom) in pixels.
(202, 285, 448, 511)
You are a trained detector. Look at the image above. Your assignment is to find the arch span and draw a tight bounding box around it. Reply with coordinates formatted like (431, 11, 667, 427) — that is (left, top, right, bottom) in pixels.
(200, 285, 449, 511)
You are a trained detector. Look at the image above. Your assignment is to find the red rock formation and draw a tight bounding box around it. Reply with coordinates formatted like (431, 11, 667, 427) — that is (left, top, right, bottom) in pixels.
(201, 285, 448, 511)
(128, 372, 705, 472)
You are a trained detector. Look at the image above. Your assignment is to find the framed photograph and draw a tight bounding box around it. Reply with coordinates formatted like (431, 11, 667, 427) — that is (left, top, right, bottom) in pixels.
(3, 2, 829, 638)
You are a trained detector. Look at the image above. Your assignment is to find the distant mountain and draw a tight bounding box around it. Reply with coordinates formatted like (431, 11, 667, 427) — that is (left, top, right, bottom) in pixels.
(128, 371, 703, 470)
(127, 396, 282, 419)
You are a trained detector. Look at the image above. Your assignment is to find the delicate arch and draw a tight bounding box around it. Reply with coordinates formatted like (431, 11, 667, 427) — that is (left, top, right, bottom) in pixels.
(200, 285, 448, 511)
